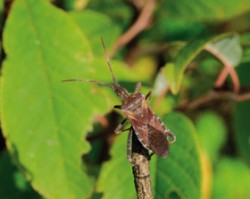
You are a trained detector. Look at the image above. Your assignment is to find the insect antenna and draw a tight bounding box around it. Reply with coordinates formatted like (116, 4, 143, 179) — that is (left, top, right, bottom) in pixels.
(101, 37, 119, 87)
(63, 38, 120, 92)
(62, 79, 114, 90)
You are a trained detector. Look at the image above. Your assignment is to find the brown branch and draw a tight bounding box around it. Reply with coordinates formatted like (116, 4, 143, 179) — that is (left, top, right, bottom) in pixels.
(110, 0, 156, 56)
(131, 130, 153, 199)
(178, 90, 250, 111)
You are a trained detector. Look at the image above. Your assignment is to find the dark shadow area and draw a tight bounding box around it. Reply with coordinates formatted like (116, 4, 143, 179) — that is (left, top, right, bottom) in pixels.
(0, 151, 41, 199)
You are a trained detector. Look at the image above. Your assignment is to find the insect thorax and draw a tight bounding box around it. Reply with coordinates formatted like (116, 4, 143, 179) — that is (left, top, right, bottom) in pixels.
(121, 93, 144, 113)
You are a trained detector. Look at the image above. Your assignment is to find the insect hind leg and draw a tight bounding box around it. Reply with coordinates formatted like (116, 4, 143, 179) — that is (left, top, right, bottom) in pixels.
(127, 128, 133, 163)
(166, 130, 176, 144)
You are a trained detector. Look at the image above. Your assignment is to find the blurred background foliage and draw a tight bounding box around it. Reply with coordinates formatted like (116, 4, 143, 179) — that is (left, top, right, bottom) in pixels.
(0, 0, 250, 198)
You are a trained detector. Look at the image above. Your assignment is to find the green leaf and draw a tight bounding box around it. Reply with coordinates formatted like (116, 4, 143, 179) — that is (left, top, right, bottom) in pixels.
(234, 62, 250, 163)
(212, 157, 250, 199)
(160, 62, 176, 94)
(96, 112, 202, 199)
(62, 0, 89, 11)
(165, 33, 240, 94)
(234, 63, 250, 164)
(153, 112, 202, 199)
(96, 132, 136, 199)
(87, 0, 132, 29)
(70, 10, 121, 56)
(0, 151, 41, 199)
(151, 1, 250, 41)
(158, 0, 250, 22)
(195, 111, 227, 163)
(1, 0, 115, 198)
(1, 1, 147, 198)
(241, 33, 250, 63)
(132, 56, 158, 82)
(153, 67, 169, 96)
(206, 34, 242, 67)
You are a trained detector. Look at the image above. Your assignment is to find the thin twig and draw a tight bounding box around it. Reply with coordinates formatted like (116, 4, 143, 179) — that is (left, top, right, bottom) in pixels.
(204, 45, 240, 93)
(131, 130, 153, 199)
(110, 0, 156, 56)
(178, 90, 250, 111)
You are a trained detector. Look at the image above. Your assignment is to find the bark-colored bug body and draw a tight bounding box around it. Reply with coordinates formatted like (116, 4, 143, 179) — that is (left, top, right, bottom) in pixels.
(64, 38, 176, 159)
(121, 92, 174, 157)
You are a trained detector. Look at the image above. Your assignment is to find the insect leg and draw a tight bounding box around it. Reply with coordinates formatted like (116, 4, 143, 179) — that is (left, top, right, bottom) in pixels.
(163, 130, 176, 144)
(114, 118, 127, 134)
(127, 128, 133, 163)
(167, 131, 176, 144)
(114, 105, 121, 109)
(134, 82, 141, 93)
(145, 91, 152, 100)
(149, 152, 154, 159)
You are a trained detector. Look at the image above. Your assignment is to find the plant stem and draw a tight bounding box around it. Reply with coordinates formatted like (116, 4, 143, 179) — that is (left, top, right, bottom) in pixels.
(110, 0, 156, 57)
(131, 131, 153, 199)
(204, 45, 240, 93)
(178, 90, 250, 111)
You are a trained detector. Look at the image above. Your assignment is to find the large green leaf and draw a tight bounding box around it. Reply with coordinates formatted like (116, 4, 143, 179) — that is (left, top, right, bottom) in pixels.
(234, 62, 250, 164)
(86, 0, 132, 30)
(240, 33, 250, 64)
(151, 0, 250, 41)
(1, 0, 130, 198)
(212, 158, 250, 199)
(164, 33, 241, 94)
(96, 132, 135, 199)
(158, 0, 250, 22)
(195, 111, 227, 163)
(62, 0, 89, 10)
(96, 112, 202, 199)
(70, 10, 120, 56)
(153, 112, 202, 199)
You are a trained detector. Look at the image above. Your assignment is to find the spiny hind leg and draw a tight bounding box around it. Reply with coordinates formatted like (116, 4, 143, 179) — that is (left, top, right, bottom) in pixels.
(166, 130, 176, 144)
(127, 128, 133, 163)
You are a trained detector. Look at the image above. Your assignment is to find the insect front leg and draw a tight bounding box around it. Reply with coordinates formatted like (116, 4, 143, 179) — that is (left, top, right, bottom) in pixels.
(114, 118, 128, 134)
(145, 91, 152, 100)
(114, 105, 121, 109)
(149, 152, 154, 158)
(134, 82, 141, 94)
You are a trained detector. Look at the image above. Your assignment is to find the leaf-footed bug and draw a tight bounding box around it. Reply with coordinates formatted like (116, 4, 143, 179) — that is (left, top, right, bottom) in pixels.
(63, 38, 176, 161)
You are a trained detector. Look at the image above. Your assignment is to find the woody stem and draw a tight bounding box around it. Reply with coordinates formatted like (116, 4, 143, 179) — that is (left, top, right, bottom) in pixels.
(131, 130, 153, 199)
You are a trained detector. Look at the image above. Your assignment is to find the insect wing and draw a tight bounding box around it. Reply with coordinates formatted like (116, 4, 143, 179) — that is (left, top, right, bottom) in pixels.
(126, 112, 150, 150)
(147, 124, 169, 157)
(141, 98, 154, 121)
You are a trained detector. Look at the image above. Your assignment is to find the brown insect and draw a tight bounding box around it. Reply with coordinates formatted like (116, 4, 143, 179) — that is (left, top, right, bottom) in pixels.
(64, 38, 176, 160)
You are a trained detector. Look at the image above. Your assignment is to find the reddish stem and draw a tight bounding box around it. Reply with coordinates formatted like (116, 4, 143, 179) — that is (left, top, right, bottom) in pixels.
(110, 0, 156, 56)
(205, 45, 240, 93)
(215, 66, 228, 88)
